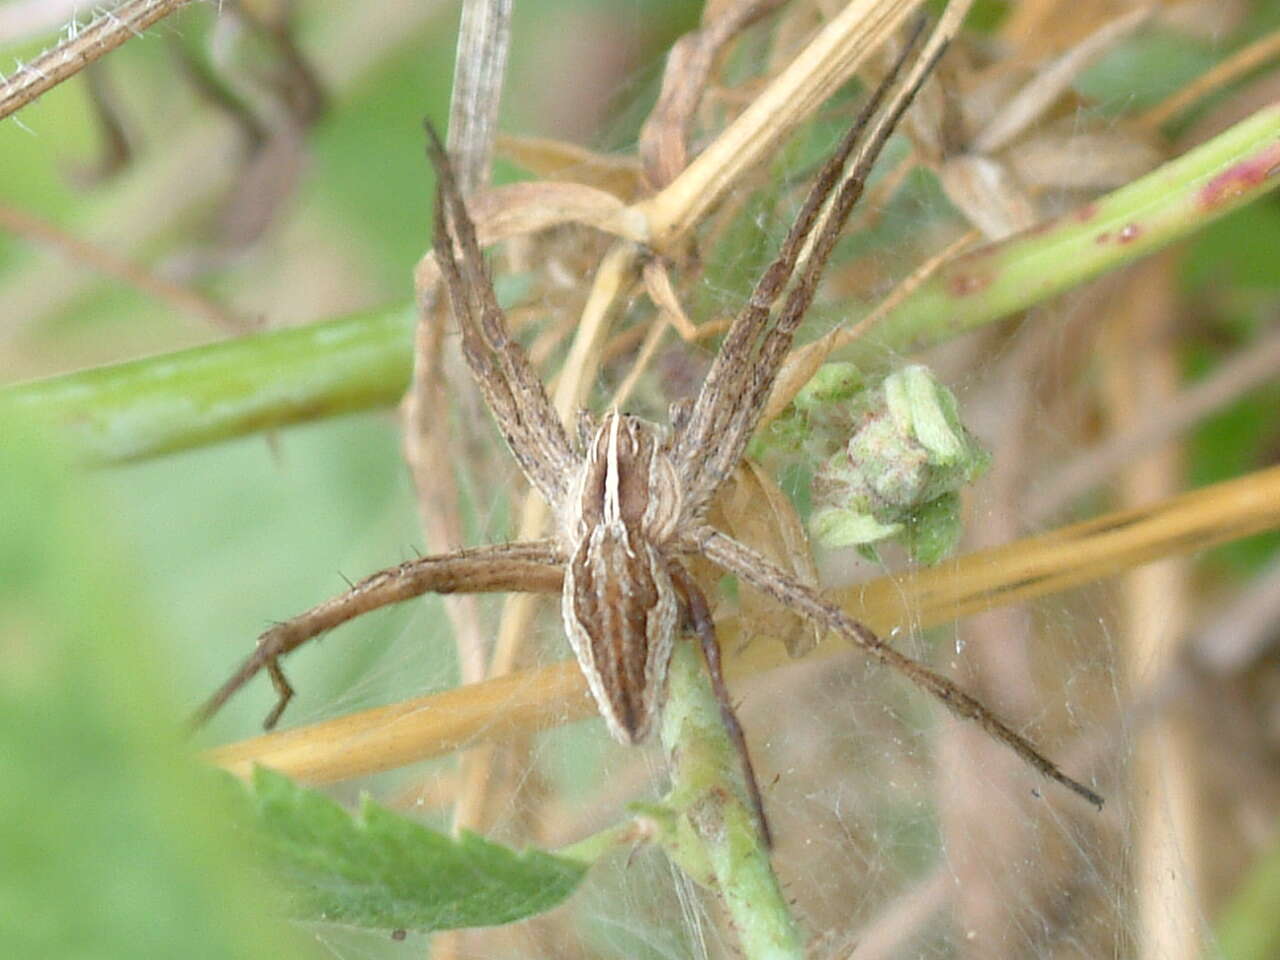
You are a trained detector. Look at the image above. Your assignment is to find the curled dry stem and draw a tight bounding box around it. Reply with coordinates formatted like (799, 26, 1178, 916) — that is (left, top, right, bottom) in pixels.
(0, 0, 197, 123)
(207, 463, 1280, 785)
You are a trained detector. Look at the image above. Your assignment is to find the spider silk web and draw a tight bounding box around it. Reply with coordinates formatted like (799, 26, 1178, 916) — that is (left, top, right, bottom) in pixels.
(239, 193, 1136, 955)
(73, 2, 1272, 958)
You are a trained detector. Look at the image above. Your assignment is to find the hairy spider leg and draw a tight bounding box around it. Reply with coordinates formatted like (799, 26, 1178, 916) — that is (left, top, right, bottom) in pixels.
(674, 18, 935, 511)
(696, 527, 1104, 809)
(427, 123, 578, 505)
(192, 541, 563, 728)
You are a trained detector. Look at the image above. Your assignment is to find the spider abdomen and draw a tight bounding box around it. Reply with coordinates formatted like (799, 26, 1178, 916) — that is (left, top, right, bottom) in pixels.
(561, 521, 678, 744)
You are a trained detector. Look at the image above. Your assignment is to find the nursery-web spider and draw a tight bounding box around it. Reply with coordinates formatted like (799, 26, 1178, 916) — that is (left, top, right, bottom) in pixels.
(196, 25, 1102, 843)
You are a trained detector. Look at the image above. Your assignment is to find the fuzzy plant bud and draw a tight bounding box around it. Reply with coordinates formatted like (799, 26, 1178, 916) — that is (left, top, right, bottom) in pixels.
(755, 362, 864, 458)
(809, 365, 989, 564)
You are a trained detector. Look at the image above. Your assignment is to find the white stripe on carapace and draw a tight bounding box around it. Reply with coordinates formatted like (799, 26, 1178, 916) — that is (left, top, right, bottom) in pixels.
(603, 411, 623, 526)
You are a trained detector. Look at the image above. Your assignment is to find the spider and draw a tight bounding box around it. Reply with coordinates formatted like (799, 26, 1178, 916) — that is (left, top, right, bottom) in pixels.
(196, 25, 1101, 844)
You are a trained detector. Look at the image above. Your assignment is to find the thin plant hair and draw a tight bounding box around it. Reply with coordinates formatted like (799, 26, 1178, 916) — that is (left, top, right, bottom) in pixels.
(195, 19, 1103, 844)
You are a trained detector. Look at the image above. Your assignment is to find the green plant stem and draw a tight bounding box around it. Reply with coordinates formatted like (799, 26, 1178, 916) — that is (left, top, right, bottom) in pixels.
(555, 818, 648, 866)
(856, 103, 1280, 365)
(4, 108, 1279, 465)
(1, 305, 415, 464)
(660, 642, 803, 960)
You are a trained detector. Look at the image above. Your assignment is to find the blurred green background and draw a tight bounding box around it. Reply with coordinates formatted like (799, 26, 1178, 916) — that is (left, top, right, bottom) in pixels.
(5, 1, 1280, 958)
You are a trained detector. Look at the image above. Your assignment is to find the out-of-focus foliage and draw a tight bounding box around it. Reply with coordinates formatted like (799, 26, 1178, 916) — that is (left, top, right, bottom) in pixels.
(5, 1, 1280, 958)
(0, 410, 317, 960)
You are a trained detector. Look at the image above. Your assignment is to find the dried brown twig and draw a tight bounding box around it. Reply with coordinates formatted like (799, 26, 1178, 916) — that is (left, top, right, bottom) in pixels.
(0, 202, 251, 334)
(639, 0, 788, 188)
(206, 462, 1280, 784)
(0, 0, 197, 123)
(1026, 316, 1280, 522)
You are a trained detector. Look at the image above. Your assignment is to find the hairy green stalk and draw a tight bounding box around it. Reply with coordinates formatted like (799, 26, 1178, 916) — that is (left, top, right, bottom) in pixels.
(3, 107, 1278, 465)
(858, 103, 1280, 364)
(659, 642, 803, 960)
(1, 305, 415, 464)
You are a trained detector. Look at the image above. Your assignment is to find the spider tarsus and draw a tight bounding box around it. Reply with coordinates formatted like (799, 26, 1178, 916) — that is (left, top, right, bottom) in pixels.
(700, 528, 1103, 813)
(668, 398, 692, 433)
(1052, 769, 1104, 810)
(263, 657, 294, 730)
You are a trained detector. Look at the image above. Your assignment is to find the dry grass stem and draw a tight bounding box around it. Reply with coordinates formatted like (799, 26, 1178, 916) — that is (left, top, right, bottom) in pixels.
(972, 6, 1155, 154)
(639, 0, 925, 249)
(446, 0, 512, 194)
(209, 464, 1280, 785)
(0, 0, 196, 122)
(0, 201, 250, 334)
(1105, 258, 1202, 960)
(208, 660, 590, 784)
(1139, 24, 1280, 131)
(1026, 312, 1280, 522)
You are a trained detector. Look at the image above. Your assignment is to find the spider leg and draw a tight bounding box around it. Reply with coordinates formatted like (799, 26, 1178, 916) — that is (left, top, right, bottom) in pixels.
(674, 18, 940, 510)
(193, 540, 564, 730)
(264, 659, 294, 730)
(694, 527, 1105, 809)
(668, 562, 773, 848)
(425, 124, 579, 504)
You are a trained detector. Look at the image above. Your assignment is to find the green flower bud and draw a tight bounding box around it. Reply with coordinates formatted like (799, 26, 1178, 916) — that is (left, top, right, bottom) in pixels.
(792, 361, 863, 415)
(809, 506, 902, 549)
(809, 365, 988, 562)
(900, 492, 964, 566)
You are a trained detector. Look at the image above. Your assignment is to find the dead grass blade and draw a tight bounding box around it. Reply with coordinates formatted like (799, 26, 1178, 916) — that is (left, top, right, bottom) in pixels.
(209, 464, 1280, 784)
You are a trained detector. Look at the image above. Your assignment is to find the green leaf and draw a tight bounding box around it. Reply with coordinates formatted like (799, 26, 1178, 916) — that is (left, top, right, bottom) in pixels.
(229, 767, 588, 931)
(0, 412, 314, 960)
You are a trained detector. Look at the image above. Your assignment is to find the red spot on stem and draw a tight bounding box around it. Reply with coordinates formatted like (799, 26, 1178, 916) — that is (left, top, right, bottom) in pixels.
(1074, 203, 1098, 222)
(1117, 223, 1141, 244)
(1095, 231, 1112, 244)
(947, 270, 993, 296)
(1199, 142, 1280, 209)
